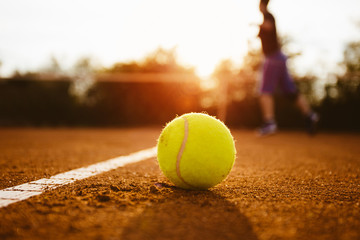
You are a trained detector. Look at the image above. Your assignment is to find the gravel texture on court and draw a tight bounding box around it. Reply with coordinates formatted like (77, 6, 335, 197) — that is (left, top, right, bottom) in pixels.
(0, 128, 359, 240)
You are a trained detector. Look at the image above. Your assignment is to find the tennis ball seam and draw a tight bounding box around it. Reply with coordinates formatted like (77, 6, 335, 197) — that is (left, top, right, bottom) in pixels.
(175, 116, 196, 188)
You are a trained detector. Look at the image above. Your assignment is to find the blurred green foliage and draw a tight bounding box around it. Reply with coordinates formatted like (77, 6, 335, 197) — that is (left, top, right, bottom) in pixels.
(0, 41, 359, 130)
(103, 47, 195, 74)
(320, 40, 360, 130)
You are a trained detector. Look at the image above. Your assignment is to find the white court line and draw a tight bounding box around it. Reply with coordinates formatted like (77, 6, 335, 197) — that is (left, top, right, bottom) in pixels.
(0, 147, 157, 209)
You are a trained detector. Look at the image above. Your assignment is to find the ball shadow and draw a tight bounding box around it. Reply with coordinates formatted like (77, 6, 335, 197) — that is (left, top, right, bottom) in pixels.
(121, 187, 258, 240)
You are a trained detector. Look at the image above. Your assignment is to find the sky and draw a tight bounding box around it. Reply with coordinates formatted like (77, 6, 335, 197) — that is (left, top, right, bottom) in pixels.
(0, 0, 359, 78)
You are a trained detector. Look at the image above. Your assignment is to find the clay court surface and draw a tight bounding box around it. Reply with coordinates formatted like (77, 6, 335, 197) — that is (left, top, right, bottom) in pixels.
(0, 127, 359, 240)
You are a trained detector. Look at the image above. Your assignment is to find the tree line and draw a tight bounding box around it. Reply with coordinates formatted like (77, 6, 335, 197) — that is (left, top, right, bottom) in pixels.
(0, 40, 359, 130)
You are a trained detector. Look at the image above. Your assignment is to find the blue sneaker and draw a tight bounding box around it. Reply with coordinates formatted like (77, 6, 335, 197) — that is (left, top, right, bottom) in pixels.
(257, 121, 277, 136)
(305, 112, 319, 135)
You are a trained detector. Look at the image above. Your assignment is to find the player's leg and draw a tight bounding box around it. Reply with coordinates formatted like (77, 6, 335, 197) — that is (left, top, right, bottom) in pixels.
(295, 94, 310, 115)
(258, 94, 277, 136)
(295, 95, 319, 134)
(280, 53, 319, 134)
(260, 94, 275, 123)
(257, 56, 280, 136)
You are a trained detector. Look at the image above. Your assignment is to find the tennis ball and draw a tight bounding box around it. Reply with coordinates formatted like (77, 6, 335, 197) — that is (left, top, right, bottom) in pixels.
(157, 113, 236, 190)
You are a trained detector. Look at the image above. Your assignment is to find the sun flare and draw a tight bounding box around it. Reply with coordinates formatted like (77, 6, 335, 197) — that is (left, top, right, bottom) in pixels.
(120, 0, 260, 77)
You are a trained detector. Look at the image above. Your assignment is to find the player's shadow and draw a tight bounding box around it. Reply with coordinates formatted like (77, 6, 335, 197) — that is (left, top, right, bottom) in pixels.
(121, 186, 258, 240)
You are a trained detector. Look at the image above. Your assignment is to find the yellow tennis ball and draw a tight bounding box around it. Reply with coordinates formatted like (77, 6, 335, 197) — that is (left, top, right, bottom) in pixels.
(157, 112, 236, 190)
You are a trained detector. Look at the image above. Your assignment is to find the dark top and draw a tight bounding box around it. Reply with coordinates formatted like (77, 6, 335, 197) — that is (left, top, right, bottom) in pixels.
(258, 11, 280, 56)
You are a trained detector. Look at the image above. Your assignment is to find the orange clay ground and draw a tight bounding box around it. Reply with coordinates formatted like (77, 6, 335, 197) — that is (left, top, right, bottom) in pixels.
(0, 128, 359, 240)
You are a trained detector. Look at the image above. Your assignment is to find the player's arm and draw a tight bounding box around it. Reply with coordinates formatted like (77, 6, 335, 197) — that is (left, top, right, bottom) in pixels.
(260, 19, 274, 31)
